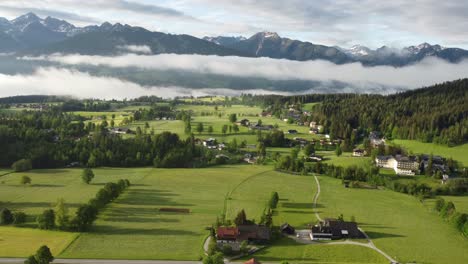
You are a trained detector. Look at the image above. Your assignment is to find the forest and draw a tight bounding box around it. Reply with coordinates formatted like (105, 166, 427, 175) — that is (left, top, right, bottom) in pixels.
(243, 79, 468, 146)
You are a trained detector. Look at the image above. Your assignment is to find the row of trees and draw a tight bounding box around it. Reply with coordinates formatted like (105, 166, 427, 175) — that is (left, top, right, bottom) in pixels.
(35, 180, 130, 232)
(0, 208, 26, 225)
(434, 198, 468, 237)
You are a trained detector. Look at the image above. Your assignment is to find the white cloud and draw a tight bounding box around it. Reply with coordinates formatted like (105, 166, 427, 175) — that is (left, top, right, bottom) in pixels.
(117, 45, 152, 54)
(0, 67, 295, 99)
(25, 53, 468, 90)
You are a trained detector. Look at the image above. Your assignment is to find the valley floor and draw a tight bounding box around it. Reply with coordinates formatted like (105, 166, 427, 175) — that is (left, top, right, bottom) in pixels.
(0, 165, 467, 263)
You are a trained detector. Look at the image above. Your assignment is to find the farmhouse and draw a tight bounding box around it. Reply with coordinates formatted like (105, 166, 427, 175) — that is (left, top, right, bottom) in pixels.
(236, 119, 250, 126)
(375, 155, 419, 175)
(310, 219, 364, 241)
(238, 225, 271, 242)
(217, 225, 271, 242)
(244, 258, 261, 264)
(352, 148, 366, 157)
(217, 227, 239, 242)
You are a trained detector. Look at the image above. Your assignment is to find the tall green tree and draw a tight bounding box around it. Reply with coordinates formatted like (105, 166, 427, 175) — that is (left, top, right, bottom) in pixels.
(37, 209, 55, 230)
(81, 168, 95, 184)
(0, 208, 14, 225)
(229, 113, 237, 123)
(55, 198, 69, 230)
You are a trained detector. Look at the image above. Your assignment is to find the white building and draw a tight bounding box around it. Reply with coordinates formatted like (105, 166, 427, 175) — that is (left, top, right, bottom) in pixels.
(375, 155, 419, 176)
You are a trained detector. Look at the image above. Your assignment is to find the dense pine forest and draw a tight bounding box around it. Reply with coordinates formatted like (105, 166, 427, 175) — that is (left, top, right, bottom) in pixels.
(244, 79, 468, 146)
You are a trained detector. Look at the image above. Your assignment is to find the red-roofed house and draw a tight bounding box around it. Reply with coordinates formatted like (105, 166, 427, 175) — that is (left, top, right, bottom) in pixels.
(217, 227, 239, 241)
(244, 258, 261, 264)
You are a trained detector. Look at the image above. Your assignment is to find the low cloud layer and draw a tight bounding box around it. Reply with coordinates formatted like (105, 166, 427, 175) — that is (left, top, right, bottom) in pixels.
(0, 67, 296, 99)
(23, 53, 468, 90)
(117, 45, 152, 54)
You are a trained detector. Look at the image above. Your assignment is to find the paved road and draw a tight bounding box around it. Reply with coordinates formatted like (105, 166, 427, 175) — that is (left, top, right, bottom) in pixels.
(0, 259, 201, 264)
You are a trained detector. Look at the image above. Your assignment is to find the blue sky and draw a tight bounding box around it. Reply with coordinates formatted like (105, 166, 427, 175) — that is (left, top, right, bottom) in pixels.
(0, 0, 467, 49)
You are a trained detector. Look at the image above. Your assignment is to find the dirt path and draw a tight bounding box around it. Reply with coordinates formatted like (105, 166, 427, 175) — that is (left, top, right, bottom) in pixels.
(311, 174, 398, 263)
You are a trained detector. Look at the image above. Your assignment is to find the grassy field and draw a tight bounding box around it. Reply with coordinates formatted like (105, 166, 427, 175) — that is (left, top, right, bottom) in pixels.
(392, 139, 468, 166)
(0, 168, 149, 223)
(424, 195, 468, 223)
(317, 175, 468, 264)
(226, 171, 316, 228)
(247, 237, 387, 263)
(60, 166, 274, 260)
(319, 151, 372, 168)
(0, 226, 78, 257)
(0, 165, 391, 263)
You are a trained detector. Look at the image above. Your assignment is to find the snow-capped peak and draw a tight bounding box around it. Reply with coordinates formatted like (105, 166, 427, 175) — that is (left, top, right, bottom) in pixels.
(11, 12, 41, 31)
(261, 31, 280, 39)
(347, 45, 372, 56)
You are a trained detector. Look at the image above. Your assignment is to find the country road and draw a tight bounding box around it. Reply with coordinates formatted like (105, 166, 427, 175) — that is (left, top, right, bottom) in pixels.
(0, 258, 201, 264)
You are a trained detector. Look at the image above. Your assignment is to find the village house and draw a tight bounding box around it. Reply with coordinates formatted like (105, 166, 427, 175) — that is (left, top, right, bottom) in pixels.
(244, 153, 258, 164)
(244, 258, 261, 264)
(203, 138, 217, 149)
(309, 128, 319, 134)
(236, 119, 250, 127)
(249, 124, 274, 131)
(280, 223, 295, 235)
(352, 148, 366, 157)
(369, 131, 385, 147)
(307, 154, 323, 162)
(109, 127, 131, 135)
(375, 155, 419, 175)
(421, 154, 448, 174)
(217, 225, 271, 243)
(216, 227, 239, 242)
(310, 219, 364, 241)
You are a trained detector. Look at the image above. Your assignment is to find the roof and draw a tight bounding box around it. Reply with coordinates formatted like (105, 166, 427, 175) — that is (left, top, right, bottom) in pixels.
(376, 155, 393, 161)
(238, 225, 271, 241)
(244, 258, 260, 264)
(312, 219, 364, 239)
(217, 227, 239, 240)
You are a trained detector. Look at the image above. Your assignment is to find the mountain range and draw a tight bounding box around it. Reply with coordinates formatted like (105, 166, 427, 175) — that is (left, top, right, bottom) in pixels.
(2, 12, 468, 66)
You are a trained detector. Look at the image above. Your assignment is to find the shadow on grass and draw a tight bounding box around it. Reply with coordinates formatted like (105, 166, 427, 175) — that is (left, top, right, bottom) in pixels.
(31, 184, 66, 188)
(281, 202, 315, 209)
(241, 237, 317, 262)
(115, 189, 193, 207)
(281, 210, 314, 214)
(366, 231, 405, 239)
(28, 169, 70, 174)
(92, 225, 199, 236)
(4, 201, 82, 208)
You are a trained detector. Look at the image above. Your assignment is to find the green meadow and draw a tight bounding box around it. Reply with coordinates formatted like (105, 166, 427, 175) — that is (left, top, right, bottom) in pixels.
(247, 238, 387, 263)
(319, 151, 372, 168)
(316, 175, 468, 264)
(0, 227, 78, 257)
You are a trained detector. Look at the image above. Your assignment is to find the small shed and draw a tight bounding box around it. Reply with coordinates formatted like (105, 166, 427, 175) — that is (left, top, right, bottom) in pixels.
(280, 223, 295, 235)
